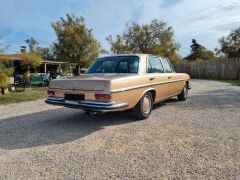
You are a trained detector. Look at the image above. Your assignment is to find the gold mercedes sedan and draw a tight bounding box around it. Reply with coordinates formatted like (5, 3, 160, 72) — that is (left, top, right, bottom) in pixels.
(45, 54, 190, 119)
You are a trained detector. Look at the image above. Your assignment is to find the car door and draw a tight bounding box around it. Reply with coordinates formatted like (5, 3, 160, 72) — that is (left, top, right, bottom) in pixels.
(147, 56, 169, 101)
(161, 58, 182, 95)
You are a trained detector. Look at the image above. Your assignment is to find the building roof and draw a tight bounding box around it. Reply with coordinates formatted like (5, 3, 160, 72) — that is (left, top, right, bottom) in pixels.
(0, 54, 22, 60)
(0, 54, 74, 65)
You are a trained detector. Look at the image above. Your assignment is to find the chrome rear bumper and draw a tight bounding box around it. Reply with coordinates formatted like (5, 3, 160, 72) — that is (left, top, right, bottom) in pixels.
(45, 97, 128, 111)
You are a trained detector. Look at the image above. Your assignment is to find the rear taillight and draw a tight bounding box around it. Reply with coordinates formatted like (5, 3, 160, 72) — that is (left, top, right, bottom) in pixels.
(47, 90, 56, 96)
(95, 93, 111, 101)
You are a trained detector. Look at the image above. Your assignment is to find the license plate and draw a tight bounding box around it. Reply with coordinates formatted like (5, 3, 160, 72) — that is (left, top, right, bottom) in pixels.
(64, 93, 85, 101)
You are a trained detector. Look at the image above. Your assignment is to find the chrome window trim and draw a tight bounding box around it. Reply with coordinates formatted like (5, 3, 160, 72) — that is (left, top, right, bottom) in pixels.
(160, 58, 174, 73)
(146, 55, 164, 74)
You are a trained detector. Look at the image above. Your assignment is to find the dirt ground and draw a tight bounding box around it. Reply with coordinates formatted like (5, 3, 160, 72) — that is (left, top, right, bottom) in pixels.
(0, 79, 239, 179)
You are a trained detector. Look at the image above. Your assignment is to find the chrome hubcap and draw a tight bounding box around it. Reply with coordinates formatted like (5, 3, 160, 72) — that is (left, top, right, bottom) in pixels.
(142, 95, 151, 114)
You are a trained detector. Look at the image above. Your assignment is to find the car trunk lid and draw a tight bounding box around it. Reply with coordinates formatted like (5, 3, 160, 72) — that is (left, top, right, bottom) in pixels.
(49, 75, 111, 91)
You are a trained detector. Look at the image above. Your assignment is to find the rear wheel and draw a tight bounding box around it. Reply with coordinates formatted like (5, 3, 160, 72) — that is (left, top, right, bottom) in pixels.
(177, 83, 188, 101)
(133, 92, 153, 120)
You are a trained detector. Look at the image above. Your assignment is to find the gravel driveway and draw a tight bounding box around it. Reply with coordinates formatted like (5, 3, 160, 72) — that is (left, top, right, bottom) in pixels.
(0, 79, 239, 179)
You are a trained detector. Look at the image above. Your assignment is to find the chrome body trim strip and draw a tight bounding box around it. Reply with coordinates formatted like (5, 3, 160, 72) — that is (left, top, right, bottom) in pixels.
(49, 88, 108, 93)
(111, 79, 185, 93)
(47, 97, 64, 101)
(79, 100, 115, 106)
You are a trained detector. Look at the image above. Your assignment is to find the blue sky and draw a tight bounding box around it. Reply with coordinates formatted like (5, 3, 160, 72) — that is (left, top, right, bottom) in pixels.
(0, 0, 239, 57)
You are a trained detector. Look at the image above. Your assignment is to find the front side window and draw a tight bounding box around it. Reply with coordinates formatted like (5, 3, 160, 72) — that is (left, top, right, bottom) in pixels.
(161, 59, 173, 73)
(86, 56, 139, 74)
(147, 57, 164, 73)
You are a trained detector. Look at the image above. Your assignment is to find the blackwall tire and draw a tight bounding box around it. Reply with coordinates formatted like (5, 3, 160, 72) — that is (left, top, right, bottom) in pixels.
(133, 92, 153, 120)
(177, 84, 188, 101)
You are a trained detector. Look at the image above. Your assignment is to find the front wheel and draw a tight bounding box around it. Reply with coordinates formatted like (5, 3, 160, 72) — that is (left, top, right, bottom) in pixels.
(133, 92, 153, 120)
(177, 84, 188, 101)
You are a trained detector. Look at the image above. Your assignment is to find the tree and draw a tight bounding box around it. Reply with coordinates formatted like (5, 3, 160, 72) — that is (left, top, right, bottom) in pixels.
(52, 14, 100, 69)
(0, 61, 13, 90)
(19, 52, 42, 68)
(106, 35, 132, 54)
(216, 27, 240, 58)
(0, 36, 41, 91)
(36, 46, 55, 60)
(190, 39, 201, 53)
(25, 37, 56, 60)
(0, 36, 13, 92)
(26, 37, 39, 53)
(106, 19, 181, 63)
(185, 39, 215, 61)
(100, 48, 109, 55)
(19, 52, 42, 90)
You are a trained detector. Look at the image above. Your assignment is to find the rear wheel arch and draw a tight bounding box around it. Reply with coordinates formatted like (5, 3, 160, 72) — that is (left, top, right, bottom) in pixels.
(148, 90, 156, 102)
(138, 88, 156, 103)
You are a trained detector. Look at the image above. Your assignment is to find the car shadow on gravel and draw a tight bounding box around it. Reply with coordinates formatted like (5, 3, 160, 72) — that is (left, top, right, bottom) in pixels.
(0, 108, 136, 150)
(0, 98, 186, 150)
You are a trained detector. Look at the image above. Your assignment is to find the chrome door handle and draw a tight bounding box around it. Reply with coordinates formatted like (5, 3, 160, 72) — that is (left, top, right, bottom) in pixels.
(149, 77, 155, 81)
(168, 76, 172, 79)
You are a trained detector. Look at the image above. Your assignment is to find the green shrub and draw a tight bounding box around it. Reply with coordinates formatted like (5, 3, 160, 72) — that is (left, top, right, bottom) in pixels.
(0, 61, 13, 88)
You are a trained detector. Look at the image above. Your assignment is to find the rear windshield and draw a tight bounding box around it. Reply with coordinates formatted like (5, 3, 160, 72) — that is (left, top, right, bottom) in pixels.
(86, 56, 139, 74)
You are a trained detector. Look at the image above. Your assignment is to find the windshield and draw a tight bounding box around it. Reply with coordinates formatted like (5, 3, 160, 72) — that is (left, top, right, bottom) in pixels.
(86, 56, 139, 74)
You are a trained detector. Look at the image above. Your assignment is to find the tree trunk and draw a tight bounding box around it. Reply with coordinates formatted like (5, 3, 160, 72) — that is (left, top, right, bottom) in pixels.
(23, 70, 30, 91)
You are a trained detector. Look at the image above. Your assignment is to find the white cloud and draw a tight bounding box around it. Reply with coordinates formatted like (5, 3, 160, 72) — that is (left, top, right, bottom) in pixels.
(134, 0, 240, 55)
(0, 0, 239, 56)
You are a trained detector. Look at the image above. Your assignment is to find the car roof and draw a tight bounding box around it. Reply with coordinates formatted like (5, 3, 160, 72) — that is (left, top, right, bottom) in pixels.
(98, 54, 151, 59)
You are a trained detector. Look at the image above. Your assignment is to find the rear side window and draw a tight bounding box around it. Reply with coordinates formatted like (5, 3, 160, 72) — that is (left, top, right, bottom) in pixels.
(147, 57, 164, 73)
(161, 59, 173, 73)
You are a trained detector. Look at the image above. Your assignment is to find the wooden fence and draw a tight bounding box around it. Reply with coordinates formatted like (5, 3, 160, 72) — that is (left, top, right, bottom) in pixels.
(174, 58, 240, 80)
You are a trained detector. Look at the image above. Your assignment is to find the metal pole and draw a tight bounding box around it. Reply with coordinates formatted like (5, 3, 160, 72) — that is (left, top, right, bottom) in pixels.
(44, 63, 47, 73)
